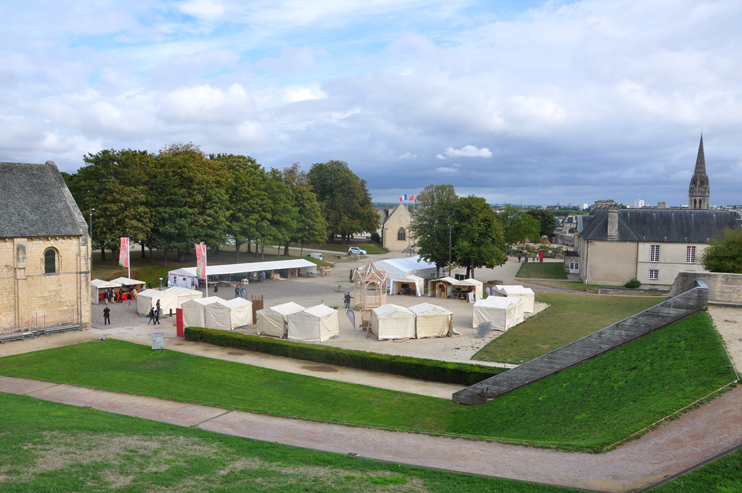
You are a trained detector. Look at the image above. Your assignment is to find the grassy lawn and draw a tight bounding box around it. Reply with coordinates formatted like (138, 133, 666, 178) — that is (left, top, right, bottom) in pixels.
(525, 280, 665, 294)
(473, 292, 663, 364)
(652, 446, 742, 492)
(0, 392, 579, 493)
(0, 312, 735, 452)
(293, 241, 389, 254)
(515, 262, 568, 279)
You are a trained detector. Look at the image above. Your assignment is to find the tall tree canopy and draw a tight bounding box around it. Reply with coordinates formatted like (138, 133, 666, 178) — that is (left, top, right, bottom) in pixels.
(282, 163, 327, 255)
(453, 196, 507, 278)
(526, 209, 556, 237)
(702, 228, 742, 273)
(409, 184, 459, 276)
(500, 204, 541, 249)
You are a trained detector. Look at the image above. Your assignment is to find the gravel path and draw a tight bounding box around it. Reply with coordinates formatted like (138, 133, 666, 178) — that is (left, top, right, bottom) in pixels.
(2, 375, 741, 493)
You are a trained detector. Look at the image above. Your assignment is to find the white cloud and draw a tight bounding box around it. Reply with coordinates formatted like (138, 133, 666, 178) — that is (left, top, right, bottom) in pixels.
(453, 163, 460, 167)
(159, 83, 256, 124)
(180, 0, 226, 19)
(436, 154, 446, 160)
(436, 166, 458, 173)
(282, 85, 327, 104)
(399, 152, 417, 159)
(444, 145, 492, 158)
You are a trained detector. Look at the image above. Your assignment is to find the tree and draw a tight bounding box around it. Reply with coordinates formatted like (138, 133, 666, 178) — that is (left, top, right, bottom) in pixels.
(308, 160, 379, 243)
(702, 228, 742, 273)
(409, 184, 459, 276)
(503, 213, 541, 250)
(453, 196, 507, 278)
(263, 168, 299, 259)
(282, 163, 327, 256)
(526, 209, 556, 237)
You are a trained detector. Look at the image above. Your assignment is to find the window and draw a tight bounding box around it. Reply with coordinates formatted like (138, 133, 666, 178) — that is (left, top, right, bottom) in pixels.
(44, 248, 57, 274)
(650, 245, 660, 262)
(649, 269, 659, 281)
(686, 246, 696, 264)
(397, 228, 406, 241)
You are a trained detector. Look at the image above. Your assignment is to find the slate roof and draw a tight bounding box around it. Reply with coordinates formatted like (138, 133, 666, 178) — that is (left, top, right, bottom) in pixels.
(578, 208, 738, 243)
(0, 161, 88, 238)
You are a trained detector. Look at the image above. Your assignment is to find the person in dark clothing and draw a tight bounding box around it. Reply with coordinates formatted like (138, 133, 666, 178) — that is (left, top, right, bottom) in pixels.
(118, 287, 124, 303)
(214, 284, 219, 294)
(103, 307, 111, 325)
(343, 292, 352, 309)
(517, 255, 521, 263)
(147, 308, 155, 324)
(235, 286, 240, 298)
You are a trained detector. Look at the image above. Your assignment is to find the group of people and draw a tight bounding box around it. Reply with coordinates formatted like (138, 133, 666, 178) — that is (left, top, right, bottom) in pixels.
(103, 286, 137, 304)
(103, 299, 160, 326)
(517, 255, 538, 263)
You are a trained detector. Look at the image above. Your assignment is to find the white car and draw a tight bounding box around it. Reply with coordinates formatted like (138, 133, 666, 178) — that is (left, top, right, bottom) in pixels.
(348, 246, 367, 255)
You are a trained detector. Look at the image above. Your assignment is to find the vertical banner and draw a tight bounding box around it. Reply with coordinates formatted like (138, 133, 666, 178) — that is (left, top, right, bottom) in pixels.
(195, 244, 207, 279)
(118, 237, 129, 268)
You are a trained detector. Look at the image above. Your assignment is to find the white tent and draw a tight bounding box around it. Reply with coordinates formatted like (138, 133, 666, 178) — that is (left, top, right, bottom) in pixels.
(428, 277, 483, 302)
(372, 256, 437, 280)
(472, 297, 524, 331)
(496, 285, 536, 313)
(168, 259, 317, 287)
(372, 304, 416, 340)
(204, 298, 253, 331)
(137, 287, 203, 315)
(181, 297, 221, 327)
(109, 277, 147, 290)
(287, 304, 339, 343)
(409, 303, 452, 338)
(90, 279, 121, 304)
(256, 302, 305, 338)
(390, 275, 424, 297)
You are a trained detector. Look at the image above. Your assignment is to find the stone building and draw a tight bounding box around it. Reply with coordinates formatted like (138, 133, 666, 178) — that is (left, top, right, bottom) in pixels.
(381, 203, 414, 252)
(688, 135, 709, 210)
(0, 161, 91, 331)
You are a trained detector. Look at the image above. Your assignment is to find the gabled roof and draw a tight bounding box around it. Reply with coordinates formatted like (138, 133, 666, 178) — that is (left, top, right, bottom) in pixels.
(578, 209, 738, 243)
(0, 161, 88, 238)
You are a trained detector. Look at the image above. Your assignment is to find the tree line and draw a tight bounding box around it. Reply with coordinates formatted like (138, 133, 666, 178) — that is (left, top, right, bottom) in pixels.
(63, 143, 379, 265)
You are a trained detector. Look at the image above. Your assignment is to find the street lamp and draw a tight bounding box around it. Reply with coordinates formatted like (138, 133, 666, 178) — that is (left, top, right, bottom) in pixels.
(89, 208, 95, 239)
(159, 277, 164, 290)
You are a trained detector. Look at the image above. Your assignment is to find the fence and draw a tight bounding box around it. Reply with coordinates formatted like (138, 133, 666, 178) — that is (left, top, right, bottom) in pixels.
(0, 311, 78, 334)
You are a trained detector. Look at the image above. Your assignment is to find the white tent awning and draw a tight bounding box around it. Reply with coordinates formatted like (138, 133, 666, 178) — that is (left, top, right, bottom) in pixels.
(372, 304, 416, 340)
(287, 304, 339, 343)
(256, 302, 305, 337)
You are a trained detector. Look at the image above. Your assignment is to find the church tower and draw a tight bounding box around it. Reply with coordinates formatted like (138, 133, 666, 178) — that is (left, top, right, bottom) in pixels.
(688, 134, 709, 210)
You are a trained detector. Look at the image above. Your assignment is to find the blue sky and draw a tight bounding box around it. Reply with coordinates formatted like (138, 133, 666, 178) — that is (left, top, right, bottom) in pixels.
(1, 0, 741, 206)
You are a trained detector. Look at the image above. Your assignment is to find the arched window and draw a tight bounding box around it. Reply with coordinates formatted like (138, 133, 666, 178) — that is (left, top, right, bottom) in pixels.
(44, 248, 57, 274)
(397, 228, 406, 241)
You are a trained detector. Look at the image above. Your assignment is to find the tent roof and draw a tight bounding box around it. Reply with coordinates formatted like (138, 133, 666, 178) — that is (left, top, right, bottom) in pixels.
(109, 277, 145, 286)
(409, 303, 452, 315)
(261, 302, 305, 316)
(165, 286, 193, 295)
(186, 296, 222, 306)
(303, 304, 337, 318)
(139, 289, 163, 297)
(221, 297, 251, 308)
(373, 304, 414, 316)
(393, 275, 424, 283)
(91, 279, 121, 289)
(433, 277, 482, 287)
(497, 285, 535, 295)
(475, 297, 522, 308)
(375, 256, 437, 275)
(169, 259, 316, 278)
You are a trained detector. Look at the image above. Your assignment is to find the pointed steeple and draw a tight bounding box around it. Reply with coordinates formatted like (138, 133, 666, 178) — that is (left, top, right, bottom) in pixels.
(688, 134, 709, 210)
(694, 134, 706, 176)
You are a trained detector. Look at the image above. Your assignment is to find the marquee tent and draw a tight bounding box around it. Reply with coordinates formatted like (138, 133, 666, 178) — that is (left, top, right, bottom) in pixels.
(109, 277, 146, 291)
(371, 304, 416, 340)
(472, 297, 524, 331)
(409, 303, 452, 338)
(137, 287, 203, 316)
(168, 259, 317, 287)
(181, 297, 221, 327)
(205, 298, 252, 331)
(428, 277, 483, 302)
(287, 304, 339, 343)
(496, 285, 536, 313)
(390, 275, 424, 297)
(256, 302, 305, 337)
(90, 279, 121, 304)
(372, 256, 437, 280)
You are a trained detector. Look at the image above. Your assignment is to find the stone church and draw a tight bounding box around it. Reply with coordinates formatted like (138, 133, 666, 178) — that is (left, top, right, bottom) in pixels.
(688, 134, 710, 210)
(0, 161, 91, 332)
(382, 203, 415, 252)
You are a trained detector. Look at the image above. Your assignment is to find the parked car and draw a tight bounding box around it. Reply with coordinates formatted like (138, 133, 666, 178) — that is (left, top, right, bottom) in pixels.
(348, 246, 367, 255)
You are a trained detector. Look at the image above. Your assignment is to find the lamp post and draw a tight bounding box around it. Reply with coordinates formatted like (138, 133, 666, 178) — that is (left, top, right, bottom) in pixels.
(89, 208, 95, 239)
(159, 278, 163, 290)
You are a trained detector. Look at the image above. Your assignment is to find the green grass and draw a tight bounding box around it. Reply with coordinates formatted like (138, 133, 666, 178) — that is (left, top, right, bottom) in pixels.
(515, 262, 568, 279)
(0, 392, 579, 493)
(294, 241, 389, 254)
(473, 292, 663, 364)
(652, 445, 742, 492)
(525, 280, 666, 294)
(0, 312, 735, 452)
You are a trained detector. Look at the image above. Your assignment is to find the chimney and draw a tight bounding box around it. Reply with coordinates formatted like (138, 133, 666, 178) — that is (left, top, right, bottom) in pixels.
(607, 207, 618, 240)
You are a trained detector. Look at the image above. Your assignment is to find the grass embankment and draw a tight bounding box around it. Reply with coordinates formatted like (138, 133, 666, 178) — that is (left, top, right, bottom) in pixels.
(0, 313, 735, 451)
(292, 241, 389, 254)
(0, 392, 579, 493)
(474, 292, 662, 364)
(515, 262, 568, 280)
(652, 446, 742, 492)
(525, 279, 666, 294)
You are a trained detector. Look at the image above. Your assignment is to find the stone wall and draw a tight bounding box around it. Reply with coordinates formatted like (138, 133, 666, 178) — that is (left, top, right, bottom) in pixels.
(452, 281, 708, 405)
(382, 204, 413, 252)
(668, 272, 742, 304)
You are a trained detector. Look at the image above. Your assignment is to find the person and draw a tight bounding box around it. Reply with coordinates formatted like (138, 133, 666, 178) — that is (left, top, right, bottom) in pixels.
(154, 306, 160, 325)
(103, 289, 108, 304)
(321, 300, 325, 305)
(214, 284, 219, 294)
(518, 255, 521, 263)
(118, 287, 124, 303)
(235, 286, 240, 299)
(103, 306, 110, 325)
(344, 292, 352, 309)
(147, 308, 155, 324)
(156, 299, 161, 312)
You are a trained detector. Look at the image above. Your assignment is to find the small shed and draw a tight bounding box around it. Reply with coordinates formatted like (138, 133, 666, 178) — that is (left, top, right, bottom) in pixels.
(390, 275, 424, 297)
(90, 279, 121, 304)
(287, 304, 339, 343)
(371, 304, 416, 340)
(409, 303, 453, 338)
(428, 277, 483, 302)
(472, 297, 524, 331)
(204, 298, 252, 331)
(496, 285, 536, 313)
(256, 302, 305, 338)
(182, 297, 221, 327)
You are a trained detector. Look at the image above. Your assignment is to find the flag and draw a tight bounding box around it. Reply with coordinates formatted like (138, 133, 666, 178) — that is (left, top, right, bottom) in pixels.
(118, 238, 129, 268)
(195, 243, 207, 280)
(399, 196, 403, 201)
(403, 194, 408, 200)
(346, 310, 356, 329)
(410, 194, 414, 201)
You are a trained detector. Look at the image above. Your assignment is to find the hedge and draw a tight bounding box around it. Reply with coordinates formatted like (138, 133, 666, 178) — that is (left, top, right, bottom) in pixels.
(184, 327, 506, 386)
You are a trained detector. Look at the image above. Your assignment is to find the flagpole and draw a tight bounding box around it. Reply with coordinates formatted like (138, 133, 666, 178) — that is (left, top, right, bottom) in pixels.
(127, 237, 131, 279)
(205, 246, 209, 298)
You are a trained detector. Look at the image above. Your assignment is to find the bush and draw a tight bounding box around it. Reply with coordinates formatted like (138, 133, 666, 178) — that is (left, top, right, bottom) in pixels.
(624, 278, 641, 289)
(184, 327, 505, 385)
(370, 232, 381, 244)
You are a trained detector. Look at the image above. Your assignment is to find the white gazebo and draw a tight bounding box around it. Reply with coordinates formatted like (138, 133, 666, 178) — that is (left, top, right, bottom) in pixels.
(287, 304, 339, 343)
(496, 285, 536, 313)
(353, 262, 390, 310)
(256, 302, 305, 338)
(371, 304, 416, 340)
(409, 303, 453, 338)
(472, 297, 524, 331)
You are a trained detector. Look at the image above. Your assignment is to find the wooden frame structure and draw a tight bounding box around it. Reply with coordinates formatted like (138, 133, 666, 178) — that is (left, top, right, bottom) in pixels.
(352, 262, 390, 330)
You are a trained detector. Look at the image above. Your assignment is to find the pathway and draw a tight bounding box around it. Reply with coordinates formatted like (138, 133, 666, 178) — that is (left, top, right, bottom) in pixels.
(2, 375, 741, 493)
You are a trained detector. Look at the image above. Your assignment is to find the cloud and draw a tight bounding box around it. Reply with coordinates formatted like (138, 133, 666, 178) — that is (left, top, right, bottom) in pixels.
(443, 145, 492, 158)
(436, 154, 446, 160)
(399, 152, 417, 159)
(159, 83, 257, 124)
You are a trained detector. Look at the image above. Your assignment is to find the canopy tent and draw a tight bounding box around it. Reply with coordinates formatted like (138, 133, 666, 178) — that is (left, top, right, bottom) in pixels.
(496, 285, 536, 313)
(168, 259, 317, 288)
(181, 297, 221, 327)
(109, 277, 146, 290)
(90, 279, 121, 304)
(372, 256, 437, 280)
(409, 303, 452, 338)
(390, 275, 424, 297)
(428, 277, 483, 302)
(205, 298, 253, 331)
(256, 302, 305, 338)
(472, 297, 524, 331)
(287, 304, 339, 343)
(371, 304, 416, 340)
(136, 287, 203, 315)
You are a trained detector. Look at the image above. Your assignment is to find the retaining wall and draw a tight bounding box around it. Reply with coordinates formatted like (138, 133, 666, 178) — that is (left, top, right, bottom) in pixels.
(452, 281, 709, 405)
(668, 272, 742, 304)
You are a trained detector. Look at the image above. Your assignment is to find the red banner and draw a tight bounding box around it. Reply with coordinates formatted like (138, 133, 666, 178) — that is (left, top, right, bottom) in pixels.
(195, 244, 207, 280)
(118, 238, 129, 268)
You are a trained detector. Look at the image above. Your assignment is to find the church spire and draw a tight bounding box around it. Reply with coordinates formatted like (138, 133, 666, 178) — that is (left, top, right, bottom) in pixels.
(688, 134, 709, 210)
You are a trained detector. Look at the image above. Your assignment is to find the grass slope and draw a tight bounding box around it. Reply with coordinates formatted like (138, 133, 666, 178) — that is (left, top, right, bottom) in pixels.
(515, 262, 568, 279)
(0, 313, 734, 451)
(652, 446, 742, 492)
(474, 292, 662, 363)
(0, 392, 579, 493)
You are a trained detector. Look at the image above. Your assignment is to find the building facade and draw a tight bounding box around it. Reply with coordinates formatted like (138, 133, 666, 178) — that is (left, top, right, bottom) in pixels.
(382, 203, 414, 252)
(0, 161, 91, 331)
(688, 135, 710, 210)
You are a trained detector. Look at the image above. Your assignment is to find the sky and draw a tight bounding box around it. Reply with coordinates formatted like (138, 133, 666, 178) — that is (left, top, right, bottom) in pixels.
(1, 0, 741, 207)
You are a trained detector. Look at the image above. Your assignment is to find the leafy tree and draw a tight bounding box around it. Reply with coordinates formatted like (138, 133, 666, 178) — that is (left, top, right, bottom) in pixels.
(702, 228, 742, 273)
(409, 184, 459, 276)
(503, 213, 541, 250)
(526, 209, 556, 237)
(282, 163, 327, 256)
(453, 196, 507, 278)
(263, 168, 299, 259)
